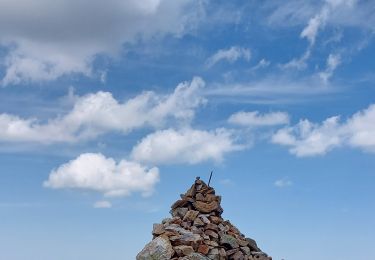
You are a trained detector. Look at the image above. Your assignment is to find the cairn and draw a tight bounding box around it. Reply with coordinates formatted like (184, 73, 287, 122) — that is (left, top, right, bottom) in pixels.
(137, 177, 272, 260)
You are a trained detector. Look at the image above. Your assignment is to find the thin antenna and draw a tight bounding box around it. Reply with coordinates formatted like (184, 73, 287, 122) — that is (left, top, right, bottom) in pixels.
(208, 171, 213, 186)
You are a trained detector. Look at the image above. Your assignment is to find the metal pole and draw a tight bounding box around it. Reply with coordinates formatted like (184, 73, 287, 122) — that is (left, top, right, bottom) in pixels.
(208, 171, 213, 186)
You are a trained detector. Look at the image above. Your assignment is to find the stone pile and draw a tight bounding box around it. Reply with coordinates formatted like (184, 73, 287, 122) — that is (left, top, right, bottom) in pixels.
(137, 177, 272, 260)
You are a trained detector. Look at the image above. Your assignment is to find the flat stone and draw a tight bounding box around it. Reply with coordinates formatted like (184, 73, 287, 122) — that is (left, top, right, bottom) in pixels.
(152, 223, 165, 235)
(174, 245, 194, 256)
(171, 199, 190, 209)
(184, 210, 200, 222)
(193, 217, 205, 226)
(246, 238, 261, 252)
(199, 215, 211, 224)
(171, 207, 189, 218)
(230, 251, 245, 260)
(206, 223, 218, 231)
(197, 244, 210, 255)
(136, 236, 174, 260)
(194, 200, 219, 213)
(240, 246, 251, 256)
(205, 229, 219, 239)
(204, 240, 219, 247)
(209, 216, 222, 224)
(220, 234, 239, 249)
(180, 253, 211, 260)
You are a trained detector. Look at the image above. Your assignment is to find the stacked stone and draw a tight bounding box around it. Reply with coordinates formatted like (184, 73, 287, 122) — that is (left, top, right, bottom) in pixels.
(137, 177, 272, 260)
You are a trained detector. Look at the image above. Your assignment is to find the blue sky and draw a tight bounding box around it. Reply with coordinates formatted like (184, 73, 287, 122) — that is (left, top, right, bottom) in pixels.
(0, 0, 375, 259)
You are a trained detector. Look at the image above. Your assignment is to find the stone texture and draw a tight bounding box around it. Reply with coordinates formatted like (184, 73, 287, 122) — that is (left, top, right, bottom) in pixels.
(137, 177, 272, 260)
(136, 236, 174, 260)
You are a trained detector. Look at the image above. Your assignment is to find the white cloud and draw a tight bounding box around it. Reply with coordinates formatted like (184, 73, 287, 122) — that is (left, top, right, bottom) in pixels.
(44, 153, 159, 197)
(0, 0, 204, 85)
(131, 128, 245, 164)
(280, 49, 311, 70)
(228, 111, 289, 127)
(274, 178, 293, 188)
(319, 53, 341, 83)
(94, 200, 112, 208)
(0, 77, 205, 144)
(251, 59, 271, 71)
(272, 103, 375, 156)
(206, 46, 251, 68)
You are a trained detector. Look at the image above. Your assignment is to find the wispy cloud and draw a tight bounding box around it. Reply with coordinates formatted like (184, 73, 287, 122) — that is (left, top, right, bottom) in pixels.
(94, 200, 112, 208)
(274, 178, 293, 188)
(318, 53, 341, 83)
(228, 111, 290, 127)
(206, 46, 251, 68)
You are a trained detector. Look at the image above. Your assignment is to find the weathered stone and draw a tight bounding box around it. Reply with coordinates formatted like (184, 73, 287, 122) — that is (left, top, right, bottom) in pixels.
(174, 245, 194, 256)
(136, 236, 174, 260)
(181, 253, 211, 260)
(246, 238, 261, 252)
(204, 240, 219, 247)
(209, 216, 222, 224)
(197, 244, 210, 255)
(193, 217, 205, 226)
(184, 210, 200, 222)
(237, 239, 249, 247)
(205, 229, 219, 239)
(240, 246, 251, 256)
(220, 234, 239, 249)
(200, 215, 211, 224)
(230, 251, 245, 260)
(171, 207, 189, 218)
(152, 223, 165, 235)
(206, 223, 218, 231)
(171, 199, 190, 209)
(194, 200, 219, 213)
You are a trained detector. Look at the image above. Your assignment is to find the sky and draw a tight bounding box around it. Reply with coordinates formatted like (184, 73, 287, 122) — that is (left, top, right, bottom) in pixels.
(0, 0, 375, 259)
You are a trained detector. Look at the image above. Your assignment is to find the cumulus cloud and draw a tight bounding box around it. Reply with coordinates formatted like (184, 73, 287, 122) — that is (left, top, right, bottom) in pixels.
(228, 111, 289, 127)
(44, 153, 159, 197)
(272, 103, 375, 156)
(131, 128, 245, 164)
(206, 46, 251, 68)
(0, 77, 205, 143)
(319, 53, 341, 83)
(94, 200, 112, 208)
(0, 0, 204, 85)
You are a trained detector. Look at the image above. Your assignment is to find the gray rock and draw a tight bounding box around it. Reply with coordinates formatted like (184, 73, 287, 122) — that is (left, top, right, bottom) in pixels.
(136, 236, 174, 260)
(181, 252, 211, 260)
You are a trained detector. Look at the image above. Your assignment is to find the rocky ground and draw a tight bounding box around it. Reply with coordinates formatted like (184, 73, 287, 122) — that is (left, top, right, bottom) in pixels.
(137, 177, 272, 260)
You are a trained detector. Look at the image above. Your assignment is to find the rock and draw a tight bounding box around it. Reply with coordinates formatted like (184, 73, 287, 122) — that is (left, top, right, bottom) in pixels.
(181, 253, 211, 260)
(136, 236, 174, 260)
(137, 178, 272, 260)
(230, 251, 245, 260)
(152, 223, 165, 235)
(174, 245, 194, 256)
(197, 244, 210, 255)
(171, 207, 189, 218)
(220, 234, 239, 249)
(246, 238, 261, 252)
(184, 210, 200, 222)
(194, 200, 219, 214)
